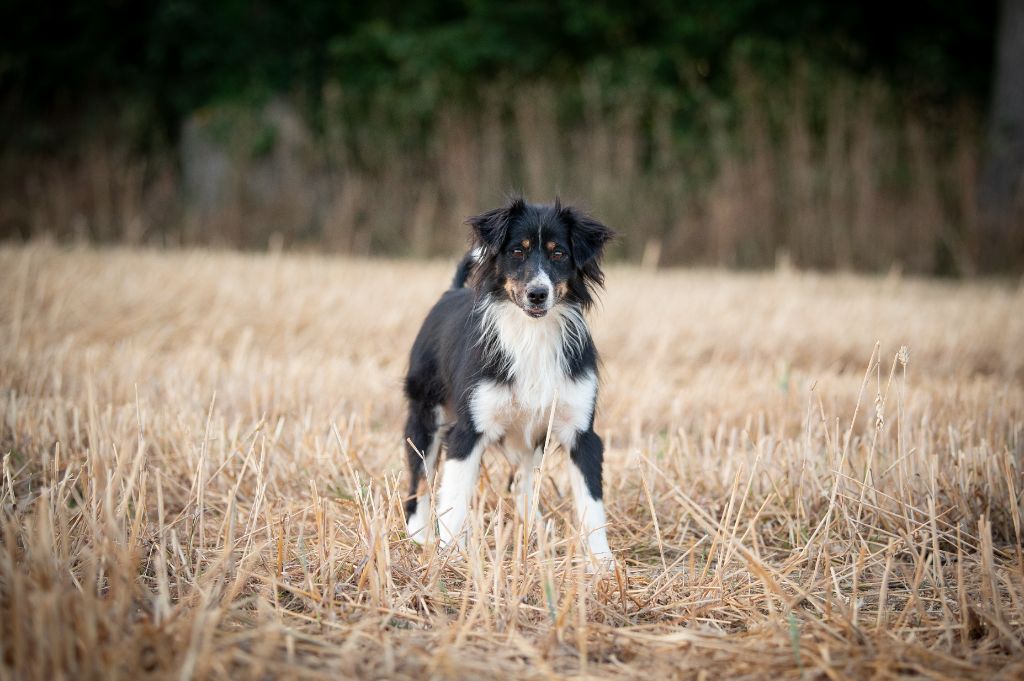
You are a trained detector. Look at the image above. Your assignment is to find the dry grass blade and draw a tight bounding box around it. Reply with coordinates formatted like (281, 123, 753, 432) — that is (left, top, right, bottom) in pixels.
(1, 243, 1022, 680)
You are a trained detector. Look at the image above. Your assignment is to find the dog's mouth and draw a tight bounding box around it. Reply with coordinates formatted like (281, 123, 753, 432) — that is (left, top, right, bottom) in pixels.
(505, 284, 553, 318)
(523, 305, 548, 318)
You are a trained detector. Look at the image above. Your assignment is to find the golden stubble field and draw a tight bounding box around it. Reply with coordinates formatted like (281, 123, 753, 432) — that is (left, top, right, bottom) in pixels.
(1, 244, 1023, 680)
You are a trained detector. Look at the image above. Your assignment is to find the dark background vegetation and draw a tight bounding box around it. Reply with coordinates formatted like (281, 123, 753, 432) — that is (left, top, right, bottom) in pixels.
(1, 0, 1021, 274)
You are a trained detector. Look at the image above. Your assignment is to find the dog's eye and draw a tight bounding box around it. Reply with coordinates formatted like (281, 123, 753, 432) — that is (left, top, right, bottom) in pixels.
(551, 250, 566, 261)
(510, 247, 525, 259)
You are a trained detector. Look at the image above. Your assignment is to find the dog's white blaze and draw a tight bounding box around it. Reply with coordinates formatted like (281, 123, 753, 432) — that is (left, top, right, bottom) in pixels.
(569, 464, 612, 560)
(525, 269, 554, 310)
(437, 441, 485, 547)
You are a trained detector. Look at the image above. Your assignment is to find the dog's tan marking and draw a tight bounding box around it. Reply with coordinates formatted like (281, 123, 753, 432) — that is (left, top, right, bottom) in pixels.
(521, 239, 531, 248)
(546, 241, 557, 251)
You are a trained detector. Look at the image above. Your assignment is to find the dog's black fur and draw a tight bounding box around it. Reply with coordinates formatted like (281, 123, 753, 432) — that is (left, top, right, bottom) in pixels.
(402, 196, 614, 549)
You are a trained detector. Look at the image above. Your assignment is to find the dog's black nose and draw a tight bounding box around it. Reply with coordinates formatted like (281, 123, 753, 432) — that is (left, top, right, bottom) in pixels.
(526, 287, 548, 305)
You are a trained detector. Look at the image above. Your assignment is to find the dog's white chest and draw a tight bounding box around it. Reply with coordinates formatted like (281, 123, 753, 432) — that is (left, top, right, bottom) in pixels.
(471, 370, 596, 450)
(471, 299, 597, 450)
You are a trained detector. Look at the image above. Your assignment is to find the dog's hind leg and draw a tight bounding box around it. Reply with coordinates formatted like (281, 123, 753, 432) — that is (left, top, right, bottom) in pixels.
(404, 402, 443, 543)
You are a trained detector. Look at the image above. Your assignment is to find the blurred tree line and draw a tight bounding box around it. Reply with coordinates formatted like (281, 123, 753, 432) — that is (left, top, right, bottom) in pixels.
(2, 0, 995, 147)
(1, 0, 1019, 273)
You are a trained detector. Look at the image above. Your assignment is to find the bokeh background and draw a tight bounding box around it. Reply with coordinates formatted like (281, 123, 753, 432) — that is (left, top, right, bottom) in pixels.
(2, 0, 1022, 274)
(3, 6, 1024, 679)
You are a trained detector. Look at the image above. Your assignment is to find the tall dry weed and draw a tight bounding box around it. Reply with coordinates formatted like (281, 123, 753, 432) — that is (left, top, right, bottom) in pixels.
(1, 245, 1022, 679)
(1, 72, 1000, 274)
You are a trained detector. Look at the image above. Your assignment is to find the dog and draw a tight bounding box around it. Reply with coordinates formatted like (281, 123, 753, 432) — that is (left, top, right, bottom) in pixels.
(401, 195, 615, 563)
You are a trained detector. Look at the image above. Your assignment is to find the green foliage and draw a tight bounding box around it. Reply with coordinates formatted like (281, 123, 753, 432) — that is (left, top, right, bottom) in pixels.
(203, 105, 278, 161)
(0, 0, 997, 150)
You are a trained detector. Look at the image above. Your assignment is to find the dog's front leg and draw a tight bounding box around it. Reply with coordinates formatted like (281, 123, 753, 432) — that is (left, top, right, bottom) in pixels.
(437, 422, 484, 548)
(568, 429, 612, 564)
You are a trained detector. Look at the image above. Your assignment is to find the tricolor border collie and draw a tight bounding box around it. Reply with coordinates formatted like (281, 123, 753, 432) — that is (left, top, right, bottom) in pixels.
(402, 195, 615, 563)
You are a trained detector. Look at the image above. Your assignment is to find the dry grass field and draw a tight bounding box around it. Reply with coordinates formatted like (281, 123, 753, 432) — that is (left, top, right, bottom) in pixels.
(2, 243, 1023, 680)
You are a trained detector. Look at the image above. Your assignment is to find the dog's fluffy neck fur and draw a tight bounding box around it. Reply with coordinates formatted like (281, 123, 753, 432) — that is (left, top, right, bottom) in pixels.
(476, 295, 589, 407)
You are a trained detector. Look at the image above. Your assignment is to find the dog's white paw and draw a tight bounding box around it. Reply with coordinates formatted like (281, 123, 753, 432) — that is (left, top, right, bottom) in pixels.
(585, 551, 615, 574)
(407, 507, 430, 545)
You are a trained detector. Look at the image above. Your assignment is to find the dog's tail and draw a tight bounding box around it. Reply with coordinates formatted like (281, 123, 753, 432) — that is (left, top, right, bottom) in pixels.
(450, 248, 481, 289)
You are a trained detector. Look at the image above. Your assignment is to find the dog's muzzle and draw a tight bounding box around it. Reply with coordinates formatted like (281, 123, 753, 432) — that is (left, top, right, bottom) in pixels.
(524, 286, 550, 317)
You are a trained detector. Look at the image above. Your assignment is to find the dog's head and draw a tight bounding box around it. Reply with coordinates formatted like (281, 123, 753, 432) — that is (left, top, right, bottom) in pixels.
(466, 196, 615, 317)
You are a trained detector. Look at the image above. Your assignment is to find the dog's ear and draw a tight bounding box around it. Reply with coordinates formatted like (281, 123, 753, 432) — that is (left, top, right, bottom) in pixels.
(560, 204, 615, 271)
(466, 195, 525, 254)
